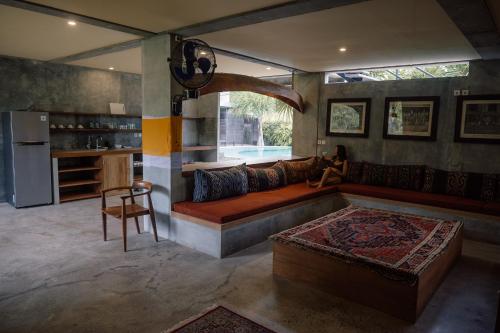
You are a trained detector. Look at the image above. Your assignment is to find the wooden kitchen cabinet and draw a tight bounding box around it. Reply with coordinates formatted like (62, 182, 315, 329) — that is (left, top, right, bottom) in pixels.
(101, 154, 131, 192)
(52, 149, 139, 203)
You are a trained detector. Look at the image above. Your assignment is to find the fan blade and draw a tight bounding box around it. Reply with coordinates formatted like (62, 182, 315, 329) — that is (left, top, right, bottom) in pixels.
(197, 57, 212, 74)
(174, 66, 195, 81)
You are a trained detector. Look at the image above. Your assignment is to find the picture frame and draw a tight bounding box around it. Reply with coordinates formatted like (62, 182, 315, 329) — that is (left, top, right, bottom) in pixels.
(326, 98, 370, 137)
(383, 96, 439, 141)
(455, 95, 500, 144)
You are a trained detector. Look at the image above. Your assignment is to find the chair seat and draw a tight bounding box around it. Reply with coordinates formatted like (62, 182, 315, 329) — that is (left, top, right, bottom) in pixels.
(103, 204, 150, 218)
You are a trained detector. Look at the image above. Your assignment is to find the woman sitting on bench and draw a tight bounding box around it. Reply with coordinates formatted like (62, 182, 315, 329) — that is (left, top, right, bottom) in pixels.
(308, 145, 349, 188)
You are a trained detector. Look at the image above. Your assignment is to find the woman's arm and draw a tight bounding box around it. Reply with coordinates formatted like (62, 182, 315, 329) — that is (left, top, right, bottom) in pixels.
(332, 160, 348, 177)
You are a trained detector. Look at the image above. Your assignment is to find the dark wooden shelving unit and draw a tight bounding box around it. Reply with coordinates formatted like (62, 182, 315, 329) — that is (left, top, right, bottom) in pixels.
(58, 166, 101, 173)
(50, 128, 140, 133)
(56, 156, 103, 203)
(37, 110, 141, 119)
(59, 179, 102, 188)
(59, 192, 101, 203)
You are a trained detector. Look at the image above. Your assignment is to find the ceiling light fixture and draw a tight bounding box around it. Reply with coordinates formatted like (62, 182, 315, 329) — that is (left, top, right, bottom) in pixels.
(67, 20, 77, 26)
(339, 47, 347, 52)
(266, 67, 271, 70)
(108, 67, 114, 70)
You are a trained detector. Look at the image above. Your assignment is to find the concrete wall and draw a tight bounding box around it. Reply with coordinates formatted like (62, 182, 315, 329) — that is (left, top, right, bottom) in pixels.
(0, 55, 142, 202)
(293, 60, 500, 174)
(182, 93, 219, 163)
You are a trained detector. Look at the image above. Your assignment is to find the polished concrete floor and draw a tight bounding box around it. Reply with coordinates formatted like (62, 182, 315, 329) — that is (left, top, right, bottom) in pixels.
(0, 199, 499, 333)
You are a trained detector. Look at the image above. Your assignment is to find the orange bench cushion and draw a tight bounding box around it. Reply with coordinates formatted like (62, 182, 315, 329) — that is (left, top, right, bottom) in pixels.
(173, 183, 338, 224)
(336, 183, 490, 215)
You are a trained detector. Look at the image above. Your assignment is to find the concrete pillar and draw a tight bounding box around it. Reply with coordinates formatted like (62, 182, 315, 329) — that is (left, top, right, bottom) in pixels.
(292, 72, 321, 157)
(141, 34, 182, 238)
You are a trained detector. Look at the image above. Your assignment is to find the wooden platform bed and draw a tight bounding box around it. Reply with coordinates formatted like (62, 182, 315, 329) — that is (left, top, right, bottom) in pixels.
(271, 205, 463, 322)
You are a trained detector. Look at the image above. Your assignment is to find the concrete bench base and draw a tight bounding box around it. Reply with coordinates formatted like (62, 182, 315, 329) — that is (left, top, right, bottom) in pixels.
(169, 193, 347, 258)
(158, 191, 499, 259)
(344, 193, 500, 245)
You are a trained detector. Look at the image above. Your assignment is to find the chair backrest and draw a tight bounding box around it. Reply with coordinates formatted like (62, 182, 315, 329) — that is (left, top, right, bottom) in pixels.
(133, 180, 153, 192)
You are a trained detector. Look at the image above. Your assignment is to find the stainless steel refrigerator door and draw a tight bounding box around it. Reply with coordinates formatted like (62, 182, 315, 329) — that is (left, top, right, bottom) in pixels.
(12, 142, 52, 207)
(10, 111, 50, 143)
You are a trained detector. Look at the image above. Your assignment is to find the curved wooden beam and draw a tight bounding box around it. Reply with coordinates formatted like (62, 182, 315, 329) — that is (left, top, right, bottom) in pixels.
(199, 73, 304, 113)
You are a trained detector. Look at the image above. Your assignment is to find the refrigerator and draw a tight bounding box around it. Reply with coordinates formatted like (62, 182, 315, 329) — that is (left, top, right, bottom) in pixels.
(2, 111, 52, 207)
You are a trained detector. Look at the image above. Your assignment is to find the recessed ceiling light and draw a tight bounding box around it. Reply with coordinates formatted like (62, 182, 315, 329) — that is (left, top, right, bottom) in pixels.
(339, 47, 347, 52)
(266, 67, 271, 70)
(108, 67, 114, 70)
(67, 20, 76, 26)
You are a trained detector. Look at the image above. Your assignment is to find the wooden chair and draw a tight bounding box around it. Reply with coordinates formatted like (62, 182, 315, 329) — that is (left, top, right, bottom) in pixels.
(101, 181, 158, 252)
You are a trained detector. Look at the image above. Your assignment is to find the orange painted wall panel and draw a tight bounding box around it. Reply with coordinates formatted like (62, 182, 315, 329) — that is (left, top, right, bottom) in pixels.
(142, 116, 182, 156)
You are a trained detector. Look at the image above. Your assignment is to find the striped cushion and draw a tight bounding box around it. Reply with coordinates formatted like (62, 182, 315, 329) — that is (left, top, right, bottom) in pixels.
(283, 157, 317, 184)
(193, 164, 248, 202)
(247, 161, 287, 192)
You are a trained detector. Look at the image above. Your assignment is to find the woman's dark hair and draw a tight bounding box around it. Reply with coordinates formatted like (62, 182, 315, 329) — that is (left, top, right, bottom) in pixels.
(335, 145, 347, 161)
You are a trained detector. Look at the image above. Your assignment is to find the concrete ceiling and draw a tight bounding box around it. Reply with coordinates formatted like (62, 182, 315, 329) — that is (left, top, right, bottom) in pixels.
(0, 4, 139, 61)
(68, 47, 142, 74)
(0, 0, 490, 75)
(68, 46, 290, 77)
(30, 0, 290, 33)
(197, 0, 480, 72)
(486, 0, 500, 34)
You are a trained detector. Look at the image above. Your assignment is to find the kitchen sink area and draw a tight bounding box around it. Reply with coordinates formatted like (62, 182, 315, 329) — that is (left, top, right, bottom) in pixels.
(47, 111, 142, 203)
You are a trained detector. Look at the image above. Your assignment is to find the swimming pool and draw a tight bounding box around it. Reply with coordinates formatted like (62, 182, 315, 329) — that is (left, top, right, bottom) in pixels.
(220, 146, 292, 160)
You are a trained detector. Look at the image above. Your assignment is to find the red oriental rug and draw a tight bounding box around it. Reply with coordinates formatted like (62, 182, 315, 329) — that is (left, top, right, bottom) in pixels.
(166, 305, 277, 333)
(271, 206, 462, 282)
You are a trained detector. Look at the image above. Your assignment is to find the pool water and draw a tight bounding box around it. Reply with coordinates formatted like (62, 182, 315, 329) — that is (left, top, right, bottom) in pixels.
(220, 146, 292, 159)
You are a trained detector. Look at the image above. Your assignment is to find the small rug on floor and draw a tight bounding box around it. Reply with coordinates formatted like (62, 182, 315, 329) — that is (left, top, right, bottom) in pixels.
(166, 305, 276, 333)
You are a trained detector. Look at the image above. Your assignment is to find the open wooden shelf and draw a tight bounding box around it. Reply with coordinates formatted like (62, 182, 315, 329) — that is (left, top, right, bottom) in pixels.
(38, 110, 141, 119)
(59, 179, 101, 188)
(50, 128, 140, 133)
(59, 192, 101, 203)
(182, 145, 217, 152)
(59, 166, 101, 173)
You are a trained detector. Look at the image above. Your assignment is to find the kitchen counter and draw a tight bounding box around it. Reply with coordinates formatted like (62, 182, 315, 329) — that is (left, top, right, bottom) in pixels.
(51, 148, 142, 158)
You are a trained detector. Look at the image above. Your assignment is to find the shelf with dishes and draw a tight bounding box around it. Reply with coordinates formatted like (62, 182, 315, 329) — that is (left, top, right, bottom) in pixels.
(50, 128, 141, 133)
(38, 110, 141, 119)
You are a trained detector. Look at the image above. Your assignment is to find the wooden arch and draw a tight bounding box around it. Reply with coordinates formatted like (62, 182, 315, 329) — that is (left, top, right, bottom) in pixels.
(199, 73, 304, 113)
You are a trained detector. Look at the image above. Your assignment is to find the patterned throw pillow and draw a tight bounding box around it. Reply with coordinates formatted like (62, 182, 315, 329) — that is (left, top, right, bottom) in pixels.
(346, 161, 364, 183)
(480, 174, 497, 202)
(283, 157, 317, 184)
(495, 176, 500, 202)
(421, 167, 447, 194)
(193, 164, 248, 202)
(399, 165, 425, 191)
(384, 165, 399, 188)
(360, 163, 386, 186)
(308, 157, 329, 181)
(445, 172, 469, 197)
(247, 161, 287, 192)
(465, 173, 483, 200)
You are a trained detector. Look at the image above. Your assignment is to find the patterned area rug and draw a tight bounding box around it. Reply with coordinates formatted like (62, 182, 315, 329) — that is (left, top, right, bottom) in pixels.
(166, 305, 276, 333)
(271, 206, 462, 282)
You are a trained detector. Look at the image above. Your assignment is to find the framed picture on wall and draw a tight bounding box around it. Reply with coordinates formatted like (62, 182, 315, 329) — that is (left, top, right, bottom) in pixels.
(455, 95, 500, 143)
(326, 98, 370, 137)
(383, 96, 439, 141)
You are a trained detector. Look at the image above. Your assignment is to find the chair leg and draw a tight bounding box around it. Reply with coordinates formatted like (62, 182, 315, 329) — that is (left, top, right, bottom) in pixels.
(122, 216, 127, 252)
(102, 213, 107, 241)
(134, 217, 141, 234)
(149, 212, 159, 243)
